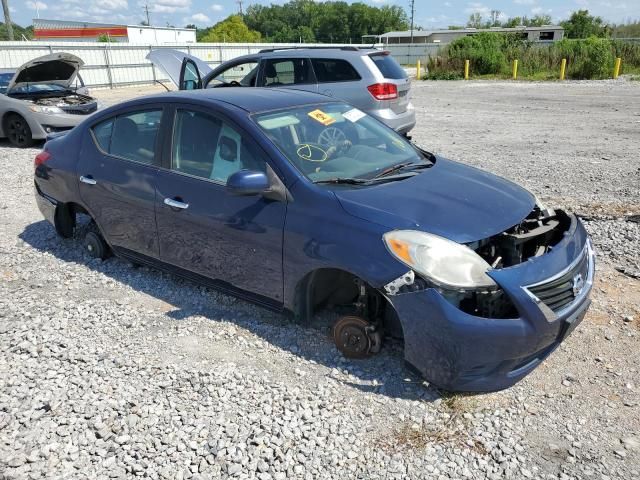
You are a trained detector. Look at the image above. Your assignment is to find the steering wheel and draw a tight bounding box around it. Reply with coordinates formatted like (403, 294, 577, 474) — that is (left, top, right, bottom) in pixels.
(228, 80, 242, 87)
(317, 127, 347, 147)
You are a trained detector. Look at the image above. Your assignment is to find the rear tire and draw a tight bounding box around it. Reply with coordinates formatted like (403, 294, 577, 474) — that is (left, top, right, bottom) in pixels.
(5, 113, 34, 148)
(84, 231, 110, 260)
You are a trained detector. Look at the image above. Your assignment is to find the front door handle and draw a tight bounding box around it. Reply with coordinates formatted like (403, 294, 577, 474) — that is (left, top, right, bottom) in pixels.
(80, 175, 97, 185)
(164, 197, 189, 210)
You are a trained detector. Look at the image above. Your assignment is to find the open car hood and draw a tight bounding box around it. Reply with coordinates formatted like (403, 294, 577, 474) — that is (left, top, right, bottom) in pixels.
(146, 49, 213, 88)
(335, 157, 536, 244)
(8, 52, 84, 91)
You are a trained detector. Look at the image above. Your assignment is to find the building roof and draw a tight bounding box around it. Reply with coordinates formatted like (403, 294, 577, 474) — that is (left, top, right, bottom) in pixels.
(33, 18, 195, 32)
(377, 26, 563, 38)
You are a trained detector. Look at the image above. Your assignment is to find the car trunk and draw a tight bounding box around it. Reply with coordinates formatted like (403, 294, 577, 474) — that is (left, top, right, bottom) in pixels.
(368, 52, 411, 114)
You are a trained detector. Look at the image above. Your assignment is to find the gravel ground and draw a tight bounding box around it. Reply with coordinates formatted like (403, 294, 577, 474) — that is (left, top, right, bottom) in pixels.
(1, 79, 639, 479)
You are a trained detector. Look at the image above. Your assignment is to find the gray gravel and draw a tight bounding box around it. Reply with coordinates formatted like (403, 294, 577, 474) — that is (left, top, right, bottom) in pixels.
(1, 79, 639, 479)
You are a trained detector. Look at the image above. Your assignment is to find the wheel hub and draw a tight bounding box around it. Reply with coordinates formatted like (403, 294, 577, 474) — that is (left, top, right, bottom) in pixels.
(332, 315, 381, 359)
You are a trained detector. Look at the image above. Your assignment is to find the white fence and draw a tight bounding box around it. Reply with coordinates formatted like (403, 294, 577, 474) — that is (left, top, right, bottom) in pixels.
(0, 41, 377, 89)
(384, 43, 443, 65)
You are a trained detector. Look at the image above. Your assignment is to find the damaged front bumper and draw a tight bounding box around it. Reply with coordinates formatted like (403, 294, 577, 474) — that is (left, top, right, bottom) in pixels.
(385, 214, 595, 392)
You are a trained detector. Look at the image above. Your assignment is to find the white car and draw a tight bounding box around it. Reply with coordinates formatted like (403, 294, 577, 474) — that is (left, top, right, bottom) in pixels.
(0, 52, 99, 147)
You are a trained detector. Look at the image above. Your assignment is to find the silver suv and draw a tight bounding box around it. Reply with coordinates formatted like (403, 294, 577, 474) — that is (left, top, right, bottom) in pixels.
(148, 47, 415, 135)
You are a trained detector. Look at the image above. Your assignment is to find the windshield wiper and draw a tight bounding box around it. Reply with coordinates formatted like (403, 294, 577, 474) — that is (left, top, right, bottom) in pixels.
(373, 161, 431, 179)
(314, 177, 370, 185)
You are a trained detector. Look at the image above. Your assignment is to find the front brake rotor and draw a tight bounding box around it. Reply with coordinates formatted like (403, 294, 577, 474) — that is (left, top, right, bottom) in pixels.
(332, 316, 381, 359)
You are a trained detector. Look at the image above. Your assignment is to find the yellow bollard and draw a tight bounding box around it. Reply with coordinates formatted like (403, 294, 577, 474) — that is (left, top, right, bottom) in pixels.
(613, 57, 622, 79)
(464, 59, 470, 80)
(512, 59, 518, 80)
(560, 58, 566, 81)
(416, 59, 421, 79)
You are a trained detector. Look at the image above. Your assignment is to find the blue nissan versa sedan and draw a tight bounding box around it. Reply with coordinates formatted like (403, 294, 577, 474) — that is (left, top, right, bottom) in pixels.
(33, 88, 595, 392)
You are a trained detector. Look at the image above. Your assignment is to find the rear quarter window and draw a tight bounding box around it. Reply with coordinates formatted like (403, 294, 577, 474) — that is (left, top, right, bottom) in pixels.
(369, 54, 407, 80)
(91, 118, 113, 152)
(311, 59, 361, 83)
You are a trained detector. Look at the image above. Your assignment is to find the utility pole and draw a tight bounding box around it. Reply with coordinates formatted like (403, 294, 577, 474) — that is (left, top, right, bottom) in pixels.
(409, 0, 415, 44)
(143, 3, 151, 26)
(236, 0, 244, 16)
(2, 0, 14, 40)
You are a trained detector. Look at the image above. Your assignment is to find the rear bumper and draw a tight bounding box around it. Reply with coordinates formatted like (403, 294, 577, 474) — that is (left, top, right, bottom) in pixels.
(387, 215, 595, 392)
(34, 182, 57, 226)
(369, 103, 416, 134)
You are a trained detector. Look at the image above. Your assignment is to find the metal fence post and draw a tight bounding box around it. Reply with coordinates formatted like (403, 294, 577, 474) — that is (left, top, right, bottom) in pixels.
(149, 45, 156, 84)
(103, 44, 113, 89)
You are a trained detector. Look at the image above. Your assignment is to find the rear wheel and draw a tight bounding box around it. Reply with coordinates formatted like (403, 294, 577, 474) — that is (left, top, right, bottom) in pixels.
(5, 113, 34, 148)
(84, 230, 110, 260)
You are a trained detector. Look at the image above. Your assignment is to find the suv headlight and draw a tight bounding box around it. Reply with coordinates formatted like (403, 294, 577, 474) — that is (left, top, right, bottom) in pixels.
(29, 105, 64, 115)
(383, 230, 497, 289)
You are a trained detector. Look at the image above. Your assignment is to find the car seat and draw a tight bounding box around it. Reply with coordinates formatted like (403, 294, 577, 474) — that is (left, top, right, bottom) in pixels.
(264, 63, 282, 86)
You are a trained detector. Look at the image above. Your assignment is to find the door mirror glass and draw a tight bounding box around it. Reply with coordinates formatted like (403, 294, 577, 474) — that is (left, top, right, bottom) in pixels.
(226, 170, 269, 196)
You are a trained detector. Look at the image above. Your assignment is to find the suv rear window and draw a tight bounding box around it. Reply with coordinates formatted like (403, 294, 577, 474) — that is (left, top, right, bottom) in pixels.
(311, 59, 361, 83)
(369, 54, 407, 80)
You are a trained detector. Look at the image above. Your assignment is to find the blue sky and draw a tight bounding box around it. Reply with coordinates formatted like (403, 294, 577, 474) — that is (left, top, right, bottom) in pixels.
(14, 0, 640, 29)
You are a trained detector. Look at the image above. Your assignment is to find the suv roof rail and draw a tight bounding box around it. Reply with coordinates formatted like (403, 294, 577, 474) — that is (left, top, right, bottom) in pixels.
(258, 46, 365, 53)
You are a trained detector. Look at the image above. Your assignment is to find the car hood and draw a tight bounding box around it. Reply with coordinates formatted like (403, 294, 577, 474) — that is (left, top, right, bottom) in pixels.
(8, 52, 84, 91)
(334, 157, 535, 243)
(146, 49, 213, 88)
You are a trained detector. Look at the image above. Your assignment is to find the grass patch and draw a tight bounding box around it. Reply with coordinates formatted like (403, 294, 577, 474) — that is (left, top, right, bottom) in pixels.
(425, 34, 640, 81)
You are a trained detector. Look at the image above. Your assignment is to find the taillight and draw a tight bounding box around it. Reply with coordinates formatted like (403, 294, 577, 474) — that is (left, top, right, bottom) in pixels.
(367, 83, 398, 100)
(34, 151, 51, 167)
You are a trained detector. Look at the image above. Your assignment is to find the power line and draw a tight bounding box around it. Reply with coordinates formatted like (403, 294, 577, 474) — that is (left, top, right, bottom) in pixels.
(1, 0, 14, 41)
(409, 0, 415, 44)
(143, 3, 151, 26)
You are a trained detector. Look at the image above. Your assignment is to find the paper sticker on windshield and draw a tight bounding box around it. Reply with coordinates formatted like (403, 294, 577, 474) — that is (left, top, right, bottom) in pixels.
(343, 108, 366, 123)
(308, 109, 336, 126)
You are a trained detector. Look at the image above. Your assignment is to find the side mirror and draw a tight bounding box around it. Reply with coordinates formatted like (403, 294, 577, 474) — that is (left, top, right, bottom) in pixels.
(226, 170, 270, 196)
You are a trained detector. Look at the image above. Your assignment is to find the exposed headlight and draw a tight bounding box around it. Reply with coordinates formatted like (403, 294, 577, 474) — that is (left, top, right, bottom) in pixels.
(29, 105, 64, 115)
(383, 230, 497, 289)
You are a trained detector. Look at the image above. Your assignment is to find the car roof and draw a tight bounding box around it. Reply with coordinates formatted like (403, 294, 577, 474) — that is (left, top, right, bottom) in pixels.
(228, 47, 379, 62)
(141, 87, 338, 113)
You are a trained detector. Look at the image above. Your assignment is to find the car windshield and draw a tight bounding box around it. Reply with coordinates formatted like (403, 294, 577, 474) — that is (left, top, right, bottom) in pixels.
(0, 72, 14, 94)
(253, 103, 425, 183)
(9, 83, 69, 95)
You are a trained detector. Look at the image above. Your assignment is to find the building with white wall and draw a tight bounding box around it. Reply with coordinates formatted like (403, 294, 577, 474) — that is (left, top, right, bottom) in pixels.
(33, 19, 196, 44)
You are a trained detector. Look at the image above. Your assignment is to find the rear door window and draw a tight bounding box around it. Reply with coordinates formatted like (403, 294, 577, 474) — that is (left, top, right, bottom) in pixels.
(369, 54, 407, 80)
(91, 109, 162, 165)
(311, 59, 361, 83)
(261, 58, 313, 86)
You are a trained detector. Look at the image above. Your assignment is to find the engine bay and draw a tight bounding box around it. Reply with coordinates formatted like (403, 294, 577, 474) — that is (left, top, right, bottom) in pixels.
(471, 207, 570, 268)
(26, 93, 95, 107)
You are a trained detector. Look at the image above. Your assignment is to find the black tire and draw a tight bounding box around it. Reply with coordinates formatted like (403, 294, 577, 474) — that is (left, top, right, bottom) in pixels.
(84, 231, 110, 260)
(5, 113, 34, 148)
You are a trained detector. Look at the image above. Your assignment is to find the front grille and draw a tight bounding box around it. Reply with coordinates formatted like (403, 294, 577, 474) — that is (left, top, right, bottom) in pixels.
(525, 245, 591, 314)
(62, 103, 98, 115)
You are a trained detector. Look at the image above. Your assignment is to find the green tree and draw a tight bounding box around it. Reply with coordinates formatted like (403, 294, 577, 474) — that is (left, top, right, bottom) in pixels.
(0, 22, 32, 40)
(199, 15, 262, 43)
(244, 0, 409, 43)
(467, 13, 483, 29)
(561, 10, 608, 38)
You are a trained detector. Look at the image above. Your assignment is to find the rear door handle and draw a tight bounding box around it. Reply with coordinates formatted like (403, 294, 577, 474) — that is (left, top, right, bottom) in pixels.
(80, 175, 97, 185)
(164, 197, 189, 210)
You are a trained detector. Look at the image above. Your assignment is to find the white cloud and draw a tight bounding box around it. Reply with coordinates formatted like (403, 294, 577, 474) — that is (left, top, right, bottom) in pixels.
(531, 6, 552, 15)
(26, 1, 48, 10)
(144, 0, 191, 14)
(211, 3, 223, 11)
(514, 0, 536, 5)
(464, 2, 491, 16)
(188, 12, 211, 24)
